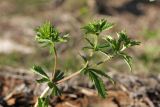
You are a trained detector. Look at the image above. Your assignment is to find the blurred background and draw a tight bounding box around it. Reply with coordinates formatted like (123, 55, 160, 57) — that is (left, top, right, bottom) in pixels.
(0, 0, 160, 107)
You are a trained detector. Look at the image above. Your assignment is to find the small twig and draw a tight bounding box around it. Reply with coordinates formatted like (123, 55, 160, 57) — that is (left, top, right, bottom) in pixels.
(4, 84, 25, 101)
(65, 102, 77, 107)
(76, 86, 96, 96)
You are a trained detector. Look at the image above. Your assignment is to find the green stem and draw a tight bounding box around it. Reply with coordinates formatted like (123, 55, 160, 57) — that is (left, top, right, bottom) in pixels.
(94, 35, 98, 50)
(52, 46, 57, 79)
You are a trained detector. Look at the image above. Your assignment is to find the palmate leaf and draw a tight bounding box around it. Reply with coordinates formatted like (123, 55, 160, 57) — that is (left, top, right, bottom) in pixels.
(82, 19, 113, 35)
(88, 71, 107, 98)
(103, 33, 140, 53)
(82, 23, 95, 34)
(36, 22, 59, 42)
(118, 31, 140, 48)
(100, 19, 113, 31)
(36, 22, 69, 45)
(32, 65, 49, 79)
(88, 69, 115, 85)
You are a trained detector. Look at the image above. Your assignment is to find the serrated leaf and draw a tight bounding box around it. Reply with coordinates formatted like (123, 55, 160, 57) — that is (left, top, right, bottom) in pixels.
(38, 98, 43, 107)
(36, 78, 50, 83)
(100, 19, 113, 31)
(89, 72, 107, 98)
(47, 82, 61, 96)
(32, 65, 49, 79)
(53, 70, 64, 82)
(89, 69, 115, 85)
(83, 46, 94, 50)
(119, 52, 132, 71)
(97, 43, 110, 49)
(36, 22, 59, 40)
(130, 40, 141, 47)
(38, 97, 49, 107)
(47, 82, 54, 88)
(105, 37, 118, 51)
(51, 84, 61, 96)
(118, 31, 140, 49)
(82, 19, 113, 35)
(36, 21, 69, 45)
(43, 97, 49, 107)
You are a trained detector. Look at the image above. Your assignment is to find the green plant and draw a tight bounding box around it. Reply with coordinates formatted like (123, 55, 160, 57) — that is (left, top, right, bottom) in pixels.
(32, 19, 140, 107)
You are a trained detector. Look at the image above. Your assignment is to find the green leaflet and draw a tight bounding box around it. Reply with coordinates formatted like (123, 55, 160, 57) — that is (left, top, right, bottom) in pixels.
(51, 84, 61, 96)
(38, 98, 43, 107)
(38, 97, 49, 107)
(36, 78, 50, 83)
(47, 81, 61, 96)
(118, 52, 132, 71)
(88, 71, 107, 98)
(32, 65, 49, 79)
(104, 36, 120, 52)
(88, 68, 115, 85)
(97, 43, 110, 49)
(53, 70, 64, 82)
